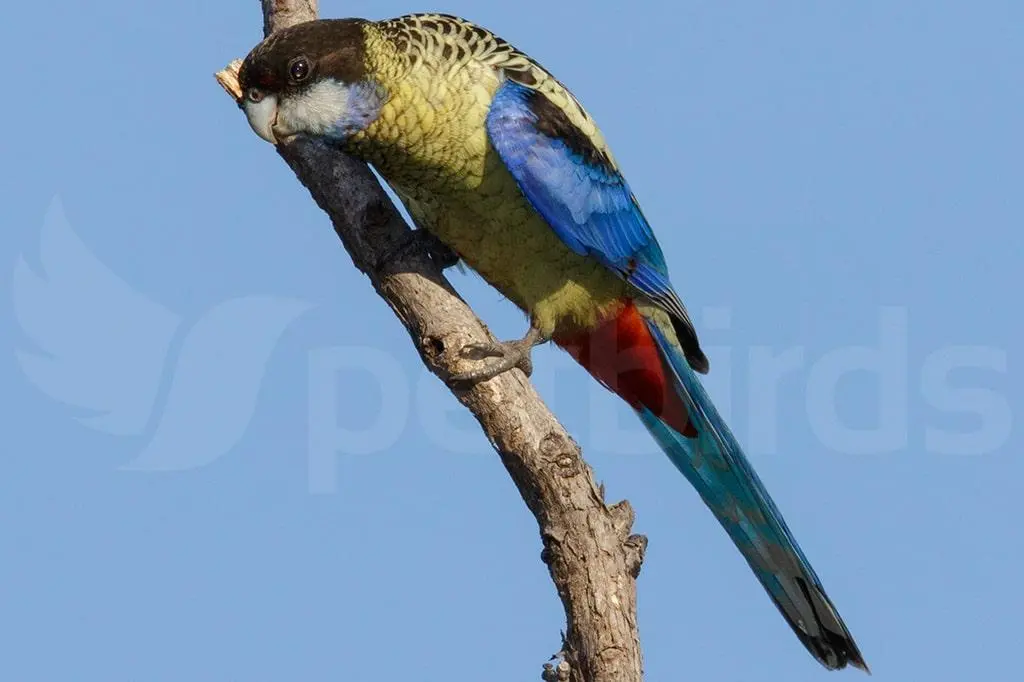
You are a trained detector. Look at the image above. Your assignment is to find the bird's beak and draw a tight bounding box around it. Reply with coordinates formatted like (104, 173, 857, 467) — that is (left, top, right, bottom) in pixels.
(242, 94, 281, 145)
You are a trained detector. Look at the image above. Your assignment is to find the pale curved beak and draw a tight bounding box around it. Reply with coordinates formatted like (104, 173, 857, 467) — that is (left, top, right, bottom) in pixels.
(242, 94, 280, 145)
(270, 122, 300, 145)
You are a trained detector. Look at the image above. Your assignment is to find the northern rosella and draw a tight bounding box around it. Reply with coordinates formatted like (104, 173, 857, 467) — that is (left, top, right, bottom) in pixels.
(237, 14, 868, 672)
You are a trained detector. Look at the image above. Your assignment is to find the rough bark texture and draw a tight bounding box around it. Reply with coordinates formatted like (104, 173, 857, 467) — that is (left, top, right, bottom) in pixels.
(217, 4, 646, 680)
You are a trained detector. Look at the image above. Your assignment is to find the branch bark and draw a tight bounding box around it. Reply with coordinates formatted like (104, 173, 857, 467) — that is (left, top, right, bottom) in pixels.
(217, 4, 646, 680)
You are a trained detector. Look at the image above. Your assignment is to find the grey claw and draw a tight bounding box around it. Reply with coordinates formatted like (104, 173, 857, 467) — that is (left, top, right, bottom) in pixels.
(459, 341, 509, 361)
(449, 328, 546, 385)
(414, 230, 460, 269)
(380, 230, 459, 271)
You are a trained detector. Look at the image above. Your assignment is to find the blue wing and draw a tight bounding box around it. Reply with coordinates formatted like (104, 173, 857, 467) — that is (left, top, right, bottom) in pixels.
(485, 78, 708, 373)
(487, 77, 867, 672)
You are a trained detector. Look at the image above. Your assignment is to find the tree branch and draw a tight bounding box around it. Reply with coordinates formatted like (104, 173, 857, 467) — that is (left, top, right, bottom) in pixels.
(216, 4, 646, 680)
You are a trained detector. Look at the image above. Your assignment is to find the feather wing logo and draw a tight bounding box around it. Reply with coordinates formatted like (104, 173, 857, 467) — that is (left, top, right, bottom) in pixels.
(13, 198, 312, 470)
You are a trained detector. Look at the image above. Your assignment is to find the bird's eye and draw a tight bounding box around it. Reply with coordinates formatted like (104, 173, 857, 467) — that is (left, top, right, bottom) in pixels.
(289, 57, 311, 82)
(246, 87, 265, 103)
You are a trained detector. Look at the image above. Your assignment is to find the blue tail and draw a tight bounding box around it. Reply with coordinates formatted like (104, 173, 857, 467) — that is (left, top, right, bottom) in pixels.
(640, 320, 868, 672)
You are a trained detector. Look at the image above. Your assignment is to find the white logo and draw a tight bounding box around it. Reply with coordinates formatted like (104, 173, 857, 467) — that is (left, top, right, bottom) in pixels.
(14, 198, 312, 470)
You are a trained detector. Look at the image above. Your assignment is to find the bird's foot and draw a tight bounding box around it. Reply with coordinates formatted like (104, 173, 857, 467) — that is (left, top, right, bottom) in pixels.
(402, 229, 460, 270)
(451, 326, 548, 385)
(378, 229, 460, 272)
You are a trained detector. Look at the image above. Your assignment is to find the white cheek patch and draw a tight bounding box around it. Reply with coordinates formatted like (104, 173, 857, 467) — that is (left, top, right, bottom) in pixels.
(242, 94, 279, 144)
(277, 79, 352, 138)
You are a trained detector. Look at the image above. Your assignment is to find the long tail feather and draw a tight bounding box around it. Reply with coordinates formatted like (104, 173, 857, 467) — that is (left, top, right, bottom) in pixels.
(556, 303, 868, 672)
(642, 319, 868, 672)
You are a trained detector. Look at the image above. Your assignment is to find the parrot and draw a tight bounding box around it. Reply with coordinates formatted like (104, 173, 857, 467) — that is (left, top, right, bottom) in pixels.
(237, 14, 868, 672)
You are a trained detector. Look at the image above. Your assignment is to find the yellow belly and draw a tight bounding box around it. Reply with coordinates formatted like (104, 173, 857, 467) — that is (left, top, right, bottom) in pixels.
(393, 152, 630, 338)
(350, 58, 630, 336)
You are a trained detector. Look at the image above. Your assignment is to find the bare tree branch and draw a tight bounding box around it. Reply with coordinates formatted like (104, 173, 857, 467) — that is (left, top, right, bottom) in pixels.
(215, 4, 646, 680)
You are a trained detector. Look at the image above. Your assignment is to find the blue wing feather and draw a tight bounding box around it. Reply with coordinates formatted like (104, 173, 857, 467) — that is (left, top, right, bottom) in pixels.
(487, 78, 866, 671)
(486, 79, 708, 371)
(487, 80, 661, 275)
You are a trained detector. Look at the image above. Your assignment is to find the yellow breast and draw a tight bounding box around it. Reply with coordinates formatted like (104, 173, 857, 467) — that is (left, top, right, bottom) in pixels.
(350, 22, 632, 337)
(395, 150, 630, 338)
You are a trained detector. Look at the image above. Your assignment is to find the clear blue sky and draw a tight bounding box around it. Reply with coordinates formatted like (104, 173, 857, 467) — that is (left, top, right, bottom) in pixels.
(2, 1, 1021, 680)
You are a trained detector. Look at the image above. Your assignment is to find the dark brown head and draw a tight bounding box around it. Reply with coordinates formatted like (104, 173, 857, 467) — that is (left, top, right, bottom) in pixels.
(237, 19, 382, 144)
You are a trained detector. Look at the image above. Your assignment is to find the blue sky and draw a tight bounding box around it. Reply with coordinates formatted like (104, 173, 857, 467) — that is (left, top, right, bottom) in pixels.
(2, 1, 1021, 680)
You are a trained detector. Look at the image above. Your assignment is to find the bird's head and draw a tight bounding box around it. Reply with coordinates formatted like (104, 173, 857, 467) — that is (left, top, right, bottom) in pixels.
(237, 19, 384, 145)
